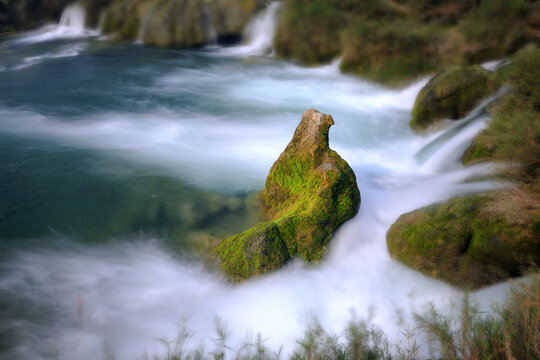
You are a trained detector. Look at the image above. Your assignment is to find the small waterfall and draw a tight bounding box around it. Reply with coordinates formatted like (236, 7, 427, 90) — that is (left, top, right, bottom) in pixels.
(202, 5, 218, 46)
(243, 2, 281, 54)
(59, 3, 86, 31)
(14, 2, 92, 44)
(414, 89, 507, 173)
(221, 2, 281, 56)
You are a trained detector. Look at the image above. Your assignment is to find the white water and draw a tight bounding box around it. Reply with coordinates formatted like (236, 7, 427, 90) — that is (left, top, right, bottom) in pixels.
(12, 43, 86, 71)
(220, 2, 282, 56)
(0, 68, 429, 191)
(0, 80, 507, 359)
(13, 3, 96, 44)
(0, 3, 513, 359)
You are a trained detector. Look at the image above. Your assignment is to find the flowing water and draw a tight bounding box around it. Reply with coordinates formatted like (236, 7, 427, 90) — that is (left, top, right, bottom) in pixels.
(0, 4, 510, 359)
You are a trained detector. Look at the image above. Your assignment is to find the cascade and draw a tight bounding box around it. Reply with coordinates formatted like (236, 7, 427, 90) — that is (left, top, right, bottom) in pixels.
(414, 90, 506, 173)
(14, 2, 92, 44)
(223, 1, 281, 56)
(59, 3, 86, 31)
(202, 5, 218, 46)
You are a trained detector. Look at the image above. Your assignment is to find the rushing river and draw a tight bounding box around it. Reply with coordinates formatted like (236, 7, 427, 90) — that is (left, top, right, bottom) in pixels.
(0, 4, 511, 359)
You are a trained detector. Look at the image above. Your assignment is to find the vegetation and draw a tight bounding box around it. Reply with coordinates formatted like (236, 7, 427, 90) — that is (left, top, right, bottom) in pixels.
(387, 196, 539, 289)
(144, 275, 540, 360)
(389, 44, 540, 288)
(340, 20, 440, 85)
(463, 44, 540, 185)
(101, 0, 259, 46)
(274, 0, 540, 85)
(273, 0, 346, 64)
(215, 109, 360, 281)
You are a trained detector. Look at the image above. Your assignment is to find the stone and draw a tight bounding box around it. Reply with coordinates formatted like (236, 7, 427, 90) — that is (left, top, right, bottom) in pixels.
(410, 65, 495, 131)
(386, 196, 540, 289)
(215, 109, 361, 281)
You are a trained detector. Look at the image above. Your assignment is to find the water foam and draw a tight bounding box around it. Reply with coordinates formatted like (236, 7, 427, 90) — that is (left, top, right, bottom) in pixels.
(13, 3, 96, 44)
(0, 42, 512, 359)
(11, 43, 85, 71)
(220, 2, 282, 56)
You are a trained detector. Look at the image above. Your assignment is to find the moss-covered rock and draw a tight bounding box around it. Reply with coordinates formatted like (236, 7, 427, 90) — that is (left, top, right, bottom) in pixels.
(340, 20, 440, 85)
(272, 0, 538, 85)
(79, 0, 113, 28)
(463, 44, 540, 179)
(460, 0, 537, 63)
(101, 0, 258, 46)
(387, 195, 540, 289)
(215, 109, 360, 281)
(274, 0, 346, 64)
(214, 222, 290, 280)
(410, 65, 495, 131)
(392, 43, 540, 290)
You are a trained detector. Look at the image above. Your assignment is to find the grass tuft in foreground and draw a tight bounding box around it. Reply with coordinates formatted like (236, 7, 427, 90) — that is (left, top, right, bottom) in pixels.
(145, 275, 539, 360)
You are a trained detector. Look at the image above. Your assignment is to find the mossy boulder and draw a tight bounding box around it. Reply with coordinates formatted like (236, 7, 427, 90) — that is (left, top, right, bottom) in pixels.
(460, 0, 537, 63)
(215, 109, 361, 281)
(340, 20, 440, 85)
(410, 65, 495, 131)
(274, 0, 345, 64)
(387, 195, 540, 289)
(101, 0, 258, 46)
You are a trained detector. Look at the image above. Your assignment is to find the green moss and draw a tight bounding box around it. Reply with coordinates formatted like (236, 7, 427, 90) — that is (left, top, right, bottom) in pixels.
(410, 65, 495, 131)
(80, 0, 113, 28)
(215, 109, 360, 281)
(101, 0, 141, 41)
(460, 0, 534, 62)
(387, 195, 540, 289)
(214, 222, 290, 282)
(340, 20, 440, 85)
(274, 0, 345, 64)
(462, 44, 540, 182)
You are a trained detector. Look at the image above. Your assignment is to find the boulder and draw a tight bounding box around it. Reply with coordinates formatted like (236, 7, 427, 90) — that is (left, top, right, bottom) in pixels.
(215, 109, 361, 281)
(386, 196, 540, 289)
(410, 65, 495, 130)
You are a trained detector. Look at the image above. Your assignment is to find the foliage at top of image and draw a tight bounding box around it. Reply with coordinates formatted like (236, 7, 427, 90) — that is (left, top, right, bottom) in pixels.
(274, 0, 540, 85)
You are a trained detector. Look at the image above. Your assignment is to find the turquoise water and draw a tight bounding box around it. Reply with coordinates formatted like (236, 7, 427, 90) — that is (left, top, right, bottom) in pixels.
(0, 23, 508, 359)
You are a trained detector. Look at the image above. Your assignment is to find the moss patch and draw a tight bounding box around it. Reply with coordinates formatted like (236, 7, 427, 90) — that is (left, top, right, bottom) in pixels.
(215, 109, 360, 281)
(274, 0, 345, 64)
(274, 0, 538, 85)
(387, 196, 540, 289)
(462, 44, 540, 183)
(215, 222, 289, 282)
(340, 20, 440, 85)
(410, 65, 495, 131)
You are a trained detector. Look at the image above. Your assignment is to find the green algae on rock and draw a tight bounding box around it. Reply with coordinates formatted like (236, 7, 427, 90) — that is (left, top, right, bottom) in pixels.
(386, 195, 540, 289)
(100, 0, 258, 46)
(410, 65, 495, 131)
(215, 109, 360, 281)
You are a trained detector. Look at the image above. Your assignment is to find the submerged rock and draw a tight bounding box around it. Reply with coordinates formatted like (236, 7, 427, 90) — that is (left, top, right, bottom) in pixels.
(215, 109, 360, 281)
(410, 65, 495, 131)
(386, 196, 540, 289)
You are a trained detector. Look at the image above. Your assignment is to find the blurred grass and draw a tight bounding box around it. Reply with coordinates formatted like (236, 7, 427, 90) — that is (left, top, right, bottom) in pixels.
(144, 274, 540, 360)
